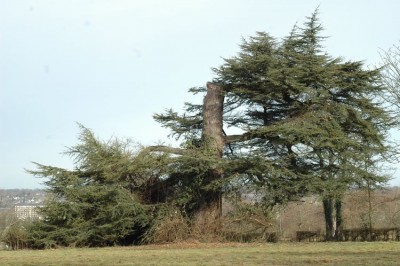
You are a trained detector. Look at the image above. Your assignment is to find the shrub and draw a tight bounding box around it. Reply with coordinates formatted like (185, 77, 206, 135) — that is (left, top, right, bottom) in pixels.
(1, 218, 30, 250)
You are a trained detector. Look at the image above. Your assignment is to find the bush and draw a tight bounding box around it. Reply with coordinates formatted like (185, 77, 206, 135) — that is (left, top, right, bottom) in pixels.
(143, 201, 277, 244)
(142, 206, 190, 244)
(1, 218, 30, 250)
(221, 202, 277, 243)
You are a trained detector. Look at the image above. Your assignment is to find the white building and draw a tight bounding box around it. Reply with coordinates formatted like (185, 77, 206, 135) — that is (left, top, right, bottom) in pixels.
(14, 205, 42, 220)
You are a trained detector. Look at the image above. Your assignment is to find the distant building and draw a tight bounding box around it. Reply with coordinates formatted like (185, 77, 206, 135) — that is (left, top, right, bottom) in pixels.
(14, 204, 42, 220)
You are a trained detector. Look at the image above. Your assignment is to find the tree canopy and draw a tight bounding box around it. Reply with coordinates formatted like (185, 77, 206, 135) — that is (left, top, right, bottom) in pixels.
(26, 10, 395, 247)
(155, 11, 392, 209)
(153, 10, 394, 239)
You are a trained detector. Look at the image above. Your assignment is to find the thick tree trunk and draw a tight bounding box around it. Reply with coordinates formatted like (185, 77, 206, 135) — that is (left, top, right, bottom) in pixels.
(199, 82, 225, 216)
(142, 83, 226, 217)
(323, 197, 344, 241)
(202, 82, 225, 157)
(335, 199, 343, 241)
(323, 198, 335, 241)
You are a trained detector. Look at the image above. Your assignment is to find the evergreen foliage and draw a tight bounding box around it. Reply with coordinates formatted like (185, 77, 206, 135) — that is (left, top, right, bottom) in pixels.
(155, 10, 394, 238)
(216, 11, 392, 195)
(27, 10, 395, 246)
(27, 126, 152, 248)
(156, 10, 393, 207)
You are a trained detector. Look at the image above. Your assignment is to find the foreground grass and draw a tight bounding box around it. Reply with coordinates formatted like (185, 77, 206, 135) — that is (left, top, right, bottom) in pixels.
(1, 242, 399, 265)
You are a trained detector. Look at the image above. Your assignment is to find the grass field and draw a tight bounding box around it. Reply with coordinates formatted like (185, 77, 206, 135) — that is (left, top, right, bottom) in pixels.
(0, 242, 399, 265)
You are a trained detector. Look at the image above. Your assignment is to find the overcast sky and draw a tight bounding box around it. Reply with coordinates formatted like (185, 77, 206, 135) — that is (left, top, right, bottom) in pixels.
(1, 0, 400, 189)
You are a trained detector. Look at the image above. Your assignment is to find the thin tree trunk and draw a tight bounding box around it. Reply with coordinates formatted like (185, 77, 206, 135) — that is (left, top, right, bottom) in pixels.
(367, 181, 373, 240)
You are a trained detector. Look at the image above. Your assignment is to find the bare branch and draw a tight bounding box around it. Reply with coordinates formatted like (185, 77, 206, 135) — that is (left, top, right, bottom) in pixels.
(381, 43, 400, 110)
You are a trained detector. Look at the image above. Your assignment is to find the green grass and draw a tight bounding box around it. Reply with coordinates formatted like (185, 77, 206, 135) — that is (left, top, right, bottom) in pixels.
(0, 242, 399, 265)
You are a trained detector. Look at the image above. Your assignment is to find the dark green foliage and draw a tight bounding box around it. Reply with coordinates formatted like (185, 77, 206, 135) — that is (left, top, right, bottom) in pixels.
(214, 10, 393, 203)
(154, 146, 224, 215)
(27, 10, 395, 247)
(28, 184, 148, 248)
(27, 126, 152, 248)
(155, 9, 393, 237)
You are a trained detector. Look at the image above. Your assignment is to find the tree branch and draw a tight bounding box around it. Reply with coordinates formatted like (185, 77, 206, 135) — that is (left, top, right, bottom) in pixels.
(139, 145, 187, 157)
(224, 132, 252, 144)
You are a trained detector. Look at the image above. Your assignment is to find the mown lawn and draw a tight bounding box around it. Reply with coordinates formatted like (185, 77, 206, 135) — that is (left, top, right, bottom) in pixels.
(0, 242, 399, 265)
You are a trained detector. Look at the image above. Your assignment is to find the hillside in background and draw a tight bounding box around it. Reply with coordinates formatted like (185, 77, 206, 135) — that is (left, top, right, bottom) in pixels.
(0, 189, 46, 208)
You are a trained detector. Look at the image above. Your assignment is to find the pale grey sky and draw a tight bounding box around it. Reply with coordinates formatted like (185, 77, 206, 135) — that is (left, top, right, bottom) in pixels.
(1, 0, 400, 188)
